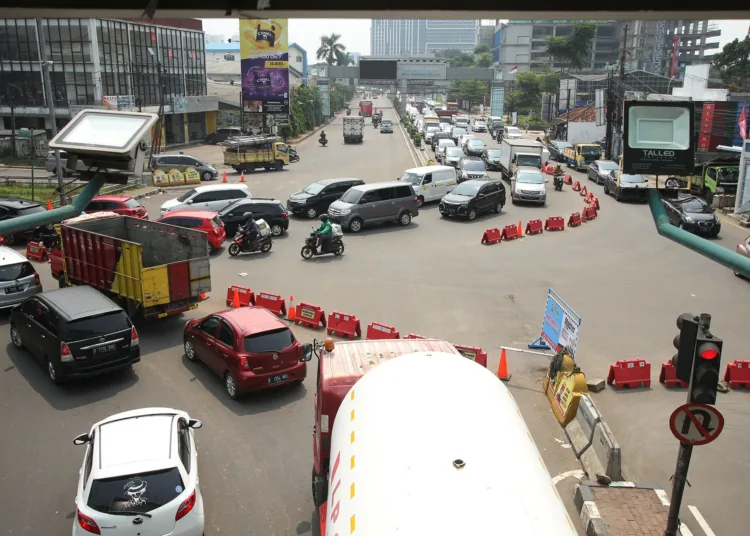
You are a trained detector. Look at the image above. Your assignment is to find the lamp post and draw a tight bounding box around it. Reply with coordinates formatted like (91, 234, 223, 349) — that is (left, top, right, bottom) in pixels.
(6, 83, 23, 159)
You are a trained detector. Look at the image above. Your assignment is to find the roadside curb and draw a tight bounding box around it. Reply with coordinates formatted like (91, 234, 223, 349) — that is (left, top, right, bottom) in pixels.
(287, 114, 339, 145)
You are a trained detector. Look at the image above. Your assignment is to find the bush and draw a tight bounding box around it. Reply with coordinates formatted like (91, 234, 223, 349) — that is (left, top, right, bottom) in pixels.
(414, 134, 422, 146)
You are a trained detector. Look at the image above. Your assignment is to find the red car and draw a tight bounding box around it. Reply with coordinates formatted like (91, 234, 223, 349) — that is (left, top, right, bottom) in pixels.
(183, 307, 312, 399)
(156, 210, 226, 255)
(84, 195, 148, 219)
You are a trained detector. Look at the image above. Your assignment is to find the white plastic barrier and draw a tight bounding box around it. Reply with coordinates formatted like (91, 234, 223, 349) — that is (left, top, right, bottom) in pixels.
(580, 421, 622, 481)
(564, 393, 601, 457)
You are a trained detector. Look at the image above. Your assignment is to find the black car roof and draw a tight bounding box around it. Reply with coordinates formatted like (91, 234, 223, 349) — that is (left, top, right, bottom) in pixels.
(38, 286, 124, 322)
(315, 178, 364, 186)
(0, 197, 41, 209)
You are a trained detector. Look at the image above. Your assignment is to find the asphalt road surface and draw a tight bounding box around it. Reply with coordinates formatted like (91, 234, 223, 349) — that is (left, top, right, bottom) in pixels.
(0, 99, 747, 535)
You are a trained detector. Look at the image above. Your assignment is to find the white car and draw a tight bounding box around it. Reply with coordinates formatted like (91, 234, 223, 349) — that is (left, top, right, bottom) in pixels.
(160, 183, 252, 214)
(73, 408, 205, 536)
(511, 166, 548, 206)
(472, 120, 487, 133)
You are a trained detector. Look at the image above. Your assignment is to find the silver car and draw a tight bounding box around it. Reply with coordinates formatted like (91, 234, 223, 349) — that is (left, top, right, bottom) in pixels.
(0, 247, 42, 309)
(46, 150, 87, 176)
(327, 182, 419, 233)
(380, 120, 394, 134)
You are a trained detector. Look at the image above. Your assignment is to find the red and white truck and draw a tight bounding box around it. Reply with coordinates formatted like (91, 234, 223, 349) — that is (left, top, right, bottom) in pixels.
(312, 339, 577, 535)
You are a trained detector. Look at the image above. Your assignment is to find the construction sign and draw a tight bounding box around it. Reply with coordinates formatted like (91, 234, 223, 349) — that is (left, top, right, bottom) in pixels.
(152, 167, 201, 188)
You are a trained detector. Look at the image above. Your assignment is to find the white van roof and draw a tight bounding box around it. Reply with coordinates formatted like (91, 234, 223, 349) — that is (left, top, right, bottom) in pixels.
(193, 183, 249, 193)
(404, 165, 455, 175)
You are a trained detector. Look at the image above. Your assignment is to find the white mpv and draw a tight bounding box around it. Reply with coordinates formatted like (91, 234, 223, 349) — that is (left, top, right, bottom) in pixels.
(398, 165, 457, 207)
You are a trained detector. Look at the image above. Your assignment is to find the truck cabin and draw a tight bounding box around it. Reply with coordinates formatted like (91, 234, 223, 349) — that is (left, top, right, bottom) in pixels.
(513, 152, 542, 169)
(703, 165, 739, 194)
(575, 144, 602, 162)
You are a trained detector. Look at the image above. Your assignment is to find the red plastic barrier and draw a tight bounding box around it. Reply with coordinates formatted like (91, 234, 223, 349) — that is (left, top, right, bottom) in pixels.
(0, 236, 5, 246)
(591, 196, 601, 210)
(724, 360, 750, 389)
(454, 344, 488, 367)
(572, 180, 581, 191)
(481, 227, 502, 245)
(568, 212, 583, 227)
(327, 312, 361, 339)
(501, 224, 520, 241)
(26, 241, 48, 262)
(544, 216, 565, 231)
(579, 185, 588, 197)
(546, 166, 556, 175)
(659, 361, 687, 388)
(366, 322, 400, 340)
(225, 285, 254, 307)
(564, 175, 573, 185)
(607, 359, 651, 389)
(583, 205, 598, 221)
(525, 219, 544, 235)
(541, 163, 548, 173)
(255, 291, 287, 317)
(295, 302, 327, 330)
(405, 333, 427, 339)
(584, 192, 594, 203)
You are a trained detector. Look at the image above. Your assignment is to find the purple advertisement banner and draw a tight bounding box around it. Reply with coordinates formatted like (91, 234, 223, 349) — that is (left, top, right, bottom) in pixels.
(241, 57, 290, 113)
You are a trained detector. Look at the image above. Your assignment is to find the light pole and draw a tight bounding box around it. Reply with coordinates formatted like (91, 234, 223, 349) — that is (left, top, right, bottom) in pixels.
(6, 83, 23, 159)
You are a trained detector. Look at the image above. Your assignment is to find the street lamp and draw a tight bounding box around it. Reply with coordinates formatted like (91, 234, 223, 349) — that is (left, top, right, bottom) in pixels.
(6, 83, 24, 159)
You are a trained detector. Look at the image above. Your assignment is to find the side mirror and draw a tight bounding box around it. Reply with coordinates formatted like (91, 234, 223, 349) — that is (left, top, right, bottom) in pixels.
(300, 343, 313, 362)
(188, 419, 203, 429)
(186, 199, 193, 204)
(73, 433, 90, 446)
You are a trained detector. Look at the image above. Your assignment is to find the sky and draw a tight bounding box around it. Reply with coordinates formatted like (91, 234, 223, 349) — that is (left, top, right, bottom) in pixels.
(200, 18, 750, 59)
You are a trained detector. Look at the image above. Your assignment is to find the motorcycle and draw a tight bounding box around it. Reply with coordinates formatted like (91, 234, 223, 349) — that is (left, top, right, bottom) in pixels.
(346, 110, 351, 116)
(289, 147, 300, 163)
(319, 136, 328, 147)
(301, 231, 345, 259)
(228, 231, 273, 256)
(32, 224, 58, 249)
(553, 173, 564, 191)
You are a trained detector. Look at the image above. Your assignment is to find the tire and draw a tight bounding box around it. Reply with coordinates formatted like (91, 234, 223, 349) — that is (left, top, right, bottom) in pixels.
(4, 234, 15, 246)
(270, 224, 283, 237)
(10, 324, 23, 349)
(202, 171, 213, 181)
(614, 188, 621, 202)
(207, 242, 215, 255)
(399, 211, 412, 226)
(493, 202, 501, 214)
(416, 196, 425, 208)
(224, 371, 240, 400)
(274, 160, 283, 171)
(301, 245, 314, 259)
(47, 358, 62, 385)
(184, 339, 199, 362)
(306, 207, 318, 219)
(333, 242, 345, 256)
(260, 241, 272, 253)
(603, 184, 609, 195)
(467, 208, 477, 221)
(228, 243, 241, 256)
(348, 218, 363, 233)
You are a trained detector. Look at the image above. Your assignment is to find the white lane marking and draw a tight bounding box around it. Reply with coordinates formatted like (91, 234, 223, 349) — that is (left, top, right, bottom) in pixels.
(679, 522, 695, 536)
(655, 489, 670, 506)
(688, 505, 716, 536)
(552, 469, 584, 485)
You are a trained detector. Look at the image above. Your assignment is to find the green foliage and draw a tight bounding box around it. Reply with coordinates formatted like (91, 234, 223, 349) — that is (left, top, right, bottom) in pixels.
(437, 49, 477, 68)
(448, 79, 490, 107)
(546, 22, 597, 71)
(712, 37, 750, 92)
(329, 83, 355, 112)
(289, 85, 324, 137)
(475, 52, 493, 68)
(474, 44, 491, 55)
(505, 68, 559, 118)
(317, 33, 347, 66)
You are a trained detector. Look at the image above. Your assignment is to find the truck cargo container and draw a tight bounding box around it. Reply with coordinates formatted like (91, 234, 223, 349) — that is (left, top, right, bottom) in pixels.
(499, 139, 544, 181)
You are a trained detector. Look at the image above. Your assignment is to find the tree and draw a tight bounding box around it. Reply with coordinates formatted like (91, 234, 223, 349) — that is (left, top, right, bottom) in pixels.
(449, 80, 489, 107)
(317, 33, 347, 66)
(336, 53, 355, 67)
(712, 37, 750, 92)
(546, 22, 597, 71)
(475, 52, 493, 68)
(474, 44, 491, 55)
(437, 48, 476, 68)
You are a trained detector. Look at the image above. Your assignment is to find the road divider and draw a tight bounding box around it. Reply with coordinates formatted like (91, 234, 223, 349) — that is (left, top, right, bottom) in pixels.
(568, 212, 583, 227)
(572, 180, 581, 191)
(326, 312, 362, 340)
(659, 360, 688, 388)
(405, 333, 427, 340)
(580, 185, 588, 197)
(724, 360, 750, 389)
(525, 219, 544, 235)
(255, 291, 287, 317)
(294, 302, 327, 330)
(564, 175, 573, 185)
(606, 359, 651, 389)
(26, 241, 48, 262)
(580, 420, 623, 481)
(583, 205, 598, 221)
(584, 191, 594, 203)
(453, 344, 488, 367)
(545, 216, 566, 231)
(226, 285, 254, 307)
(481, 227, 502, 245)
(366, 321, 400, 340)
(501, 223, 520, 241)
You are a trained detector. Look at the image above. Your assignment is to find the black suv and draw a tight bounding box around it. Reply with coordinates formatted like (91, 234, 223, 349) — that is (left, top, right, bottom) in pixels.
(439, 179, 505, 221)
(10, 286, 140, 385)
(0, 197, 48, 245)
(219, 198, 289, 237)
(287, 178, 365, 219)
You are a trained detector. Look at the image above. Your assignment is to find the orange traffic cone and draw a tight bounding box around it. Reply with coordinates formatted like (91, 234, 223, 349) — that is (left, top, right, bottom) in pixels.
(232, 288, 241, 308)
(288, 295, 296, 321)
(222, 171, 228, 183)
(497, 348, 511, 381)
(240, 171, 246, 183)
(46, 199, 53, 210)
(517, 220, 523, 236)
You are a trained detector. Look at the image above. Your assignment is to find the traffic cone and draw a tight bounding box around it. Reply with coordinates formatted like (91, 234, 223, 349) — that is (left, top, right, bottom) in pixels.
(288, 295, 297, 321)
(240, 171, 246, 183)
(232, 288, 241, 308)
(46, 199, 53, 210)
(497, 348, 511, 381)
(517, 220, 523, 237)
(222, 171, 228, 183)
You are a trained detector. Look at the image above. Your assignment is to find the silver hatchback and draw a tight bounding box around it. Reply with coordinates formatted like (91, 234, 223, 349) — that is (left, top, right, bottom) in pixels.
(0, 247, 42, 309)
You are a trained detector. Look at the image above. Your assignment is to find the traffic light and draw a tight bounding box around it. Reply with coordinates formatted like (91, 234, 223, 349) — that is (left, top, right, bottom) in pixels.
(672, 313, 699, 384)
(689, 328, 723, 405)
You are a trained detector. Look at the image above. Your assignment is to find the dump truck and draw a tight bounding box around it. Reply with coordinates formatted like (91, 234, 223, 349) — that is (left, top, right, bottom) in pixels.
(221, 135, 290, 173)
(316, 348, 578, 536)
(563, 142, 602, 171)
(681, 149, 740, 200)
(499, 138, 544, 181)
(50, 212, 211, 319)
(343, 116, 364, 144)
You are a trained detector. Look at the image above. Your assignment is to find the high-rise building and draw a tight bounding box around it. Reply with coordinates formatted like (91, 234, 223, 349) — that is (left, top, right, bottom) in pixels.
(371, 19, 478, 56)
(205, 33, 224, 44)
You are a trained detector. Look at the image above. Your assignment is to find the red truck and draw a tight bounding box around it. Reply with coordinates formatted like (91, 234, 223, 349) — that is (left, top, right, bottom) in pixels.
(359, 100, 373, 117)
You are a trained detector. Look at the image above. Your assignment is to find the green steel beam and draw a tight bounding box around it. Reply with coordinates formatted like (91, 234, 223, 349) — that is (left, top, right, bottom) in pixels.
(648, 189, 750, 278)
(0, 175, 106, 236)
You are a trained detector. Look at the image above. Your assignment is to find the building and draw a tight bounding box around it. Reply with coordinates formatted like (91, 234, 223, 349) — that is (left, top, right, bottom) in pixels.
(371, 19, 478, 56)
(205, 33, 224, 45)
(0, 17, 216, 147)
(205, 41, 307, 87)
(476, 20, 497, 50)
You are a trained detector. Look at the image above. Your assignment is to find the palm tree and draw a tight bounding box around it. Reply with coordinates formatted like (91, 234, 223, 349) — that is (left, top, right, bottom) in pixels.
(317, 33, 347, 66)
(336, 53, 355, 67)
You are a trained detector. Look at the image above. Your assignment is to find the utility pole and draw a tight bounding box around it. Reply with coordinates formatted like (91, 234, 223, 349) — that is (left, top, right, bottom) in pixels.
(8, 87, 16, 159)
(565, 88, 572, 141)
(605, 73, 615, 160)
(612, 24, 629, 161)
(36, 18, 65, 206)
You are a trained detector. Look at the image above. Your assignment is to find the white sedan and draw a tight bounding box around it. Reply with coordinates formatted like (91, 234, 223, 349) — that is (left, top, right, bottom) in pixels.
(472, 120, 488, 132)
(72, 408, 205, 536)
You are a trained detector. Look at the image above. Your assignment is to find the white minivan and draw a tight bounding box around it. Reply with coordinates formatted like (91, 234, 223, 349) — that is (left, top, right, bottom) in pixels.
(398, 165, 457, 207)
(160, 183, 252, 214)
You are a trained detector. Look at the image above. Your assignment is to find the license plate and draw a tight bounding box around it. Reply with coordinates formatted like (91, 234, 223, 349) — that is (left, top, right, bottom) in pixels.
(447, 207, 456, 213)
(93, 343, 116, 355)
(268, 373, 290, 385)
(4, 286, 23, 294)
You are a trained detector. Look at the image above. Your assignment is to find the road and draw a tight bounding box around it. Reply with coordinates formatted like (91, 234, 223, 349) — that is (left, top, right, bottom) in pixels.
(0, 98, 747, 535)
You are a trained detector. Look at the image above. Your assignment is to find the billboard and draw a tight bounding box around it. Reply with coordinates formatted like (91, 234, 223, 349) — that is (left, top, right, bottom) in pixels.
(397, 62, 446, 80)
(240, 19, 289, 115)
(359, 59, 397, 80)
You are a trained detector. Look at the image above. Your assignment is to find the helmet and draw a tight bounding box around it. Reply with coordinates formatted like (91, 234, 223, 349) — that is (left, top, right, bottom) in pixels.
(320, 214, 329, 222)
(243, 212, 253, 220)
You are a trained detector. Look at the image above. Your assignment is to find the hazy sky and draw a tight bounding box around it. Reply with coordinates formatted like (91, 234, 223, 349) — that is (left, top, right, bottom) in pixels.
(202, 18, 750, 60)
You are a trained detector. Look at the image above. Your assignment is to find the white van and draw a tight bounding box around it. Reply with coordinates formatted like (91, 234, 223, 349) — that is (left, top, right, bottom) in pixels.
(160, 183, 252, 215)
(398, 165, 457, 207)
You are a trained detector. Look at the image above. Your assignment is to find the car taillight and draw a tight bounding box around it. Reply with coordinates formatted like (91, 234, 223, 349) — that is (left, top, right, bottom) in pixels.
(214, 227, 221, 235)
(131, 326, 139, 347)
(60, 342, 73, 363)
(414, 197, 419, 204)
(77, 510, 100, 534)
(34, 273, 40, 286)
(282, 212, 288, 219)
(240, 356, 250, 370)
(175, 490, 196, 521)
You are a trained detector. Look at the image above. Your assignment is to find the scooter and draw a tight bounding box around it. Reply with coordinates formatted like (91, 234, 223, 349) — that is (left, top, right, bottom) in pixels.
(301, 231, 345, 259)
(319, 137, 328, 147)
(553, 174, 564, 191)
(289, 147, 300, 163)
(228, 232, 273, 256)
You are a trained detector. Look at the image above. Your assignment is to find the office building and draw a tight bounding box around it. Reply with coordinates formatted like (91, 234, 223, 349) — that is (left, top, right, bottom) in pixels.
(205, 33, 224, 44)
(0, 17, 217, 146)
(371, 19, 478, 56)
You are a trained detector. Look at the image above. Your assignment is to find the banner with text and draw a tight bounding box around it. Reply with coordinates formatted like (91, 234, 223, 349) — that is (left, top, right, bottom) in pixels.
(540, 288, 582, 356)
(240, 18, 289, 115)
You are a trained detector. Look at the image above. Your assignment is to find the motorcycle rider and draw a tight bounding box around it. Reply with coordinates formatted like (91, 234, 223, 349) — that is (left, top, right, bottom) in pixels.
(319, 130, 327, 145)
(553, 164, 564, 189)
(313, 214, 333, 254)
(238, 212, 260, 248)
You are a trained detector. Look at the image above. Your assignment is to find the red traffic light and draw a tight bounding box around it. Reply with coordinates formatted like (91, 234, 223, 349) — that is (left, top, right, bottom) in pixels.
(700, 347, 719, 360)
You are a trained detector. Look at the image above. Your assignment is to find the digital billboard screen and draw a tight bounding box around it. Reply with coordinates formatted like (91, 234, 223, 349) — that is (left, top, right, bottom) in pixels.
(359, 60, 397, 80)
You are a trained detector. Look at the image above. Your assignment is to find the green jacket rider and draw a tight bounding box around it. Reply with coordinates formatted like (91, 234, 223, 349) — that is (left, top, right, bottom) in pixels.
(315, 217, 332, 235)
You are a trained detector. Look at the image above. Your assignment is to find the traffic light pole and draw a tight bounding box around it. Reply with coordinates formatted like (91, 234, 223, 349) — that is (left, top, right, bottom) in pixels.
(664, 442, 693, 536)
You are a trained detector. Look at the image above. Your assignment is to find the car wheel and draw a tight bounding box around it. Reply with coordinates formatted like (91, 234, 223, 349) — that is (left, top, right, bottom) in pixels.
(399, 211, 412, 226)
(4, 234, 15, 246)
(348, 218, 364, 233)
(270, 224, 283, 236)
(614, 188, 621, 201)
(202, 171, 213, 181)
(225, 371, 240, 400)
(260, 241, 272, 253)
(207, 242, 215, 255)
(493, 202, 501, 214)
(467, 208, 477, 221)
(416, 196, 424, 208)
(184, 339, 199, 362)
(47, 358, 62, 385)
(306, 207, 318, 219)
(58, 274, 67, 288)
(603, 184, 609, 195)
(10, 324, 23, 349)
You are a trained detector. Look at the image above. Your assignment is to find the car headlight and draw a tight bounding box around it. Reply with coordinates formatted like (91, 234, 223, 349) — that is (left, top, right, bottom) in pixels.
(684, 215, 694, 223)
(340, 209, 351, 215)
(461, 172, 468, 178)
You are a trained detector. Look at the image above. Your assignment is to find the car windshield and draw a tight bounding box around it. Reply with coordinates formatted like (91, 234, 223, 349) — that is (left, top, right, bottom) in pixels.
(426, 127, 439, 133)
(452, 128, 467, 137)
(446, 148, 464, 157)
(123, 198, 141, 208)
(399, 173, 422, 186)
(581, 147, 602, 157)
(0, 261, 35, 282)
(439, 140, 456, 148)
(462, 160, 486, 172)
(555, 142, 573, 150)
(517, 172, 544, 184)
(597, 161, 619, 171)
(65, 311, 131, 340)
(451, 183, 481, 196)
(244, 327, 294, 353)
(476, 121, 486, 126)
(87, 468, 184, 515)
(302, 182, 326, 195)
(508, 127, 521, 135)
(717, 167, 739, 183)
(468, 140, 484, 148)
(517, 155, 541, 167)
(486, 150, 502, 158)
(679, 199, 713, 214)
(382, 121, 393, 126)
(620, 174, 646, 184)
(339, 189, 362, 204)
(176, 189, 196, 202)
(16, 205, 45, 216)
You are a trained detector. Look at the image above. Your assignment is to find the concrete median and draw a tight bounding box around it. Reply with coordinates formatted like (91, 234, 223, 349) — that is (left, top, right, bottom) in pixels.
(564, 393, 601, 457)
(579, 421, 622, 481)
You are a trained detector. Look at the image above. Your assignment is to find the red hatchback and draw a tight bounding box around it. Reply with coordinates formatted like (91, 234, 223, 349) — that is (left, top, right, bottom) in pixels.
(157, 210, 226, 255)
(183, 307, 312, 399)
(85, 195, 148, 219)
